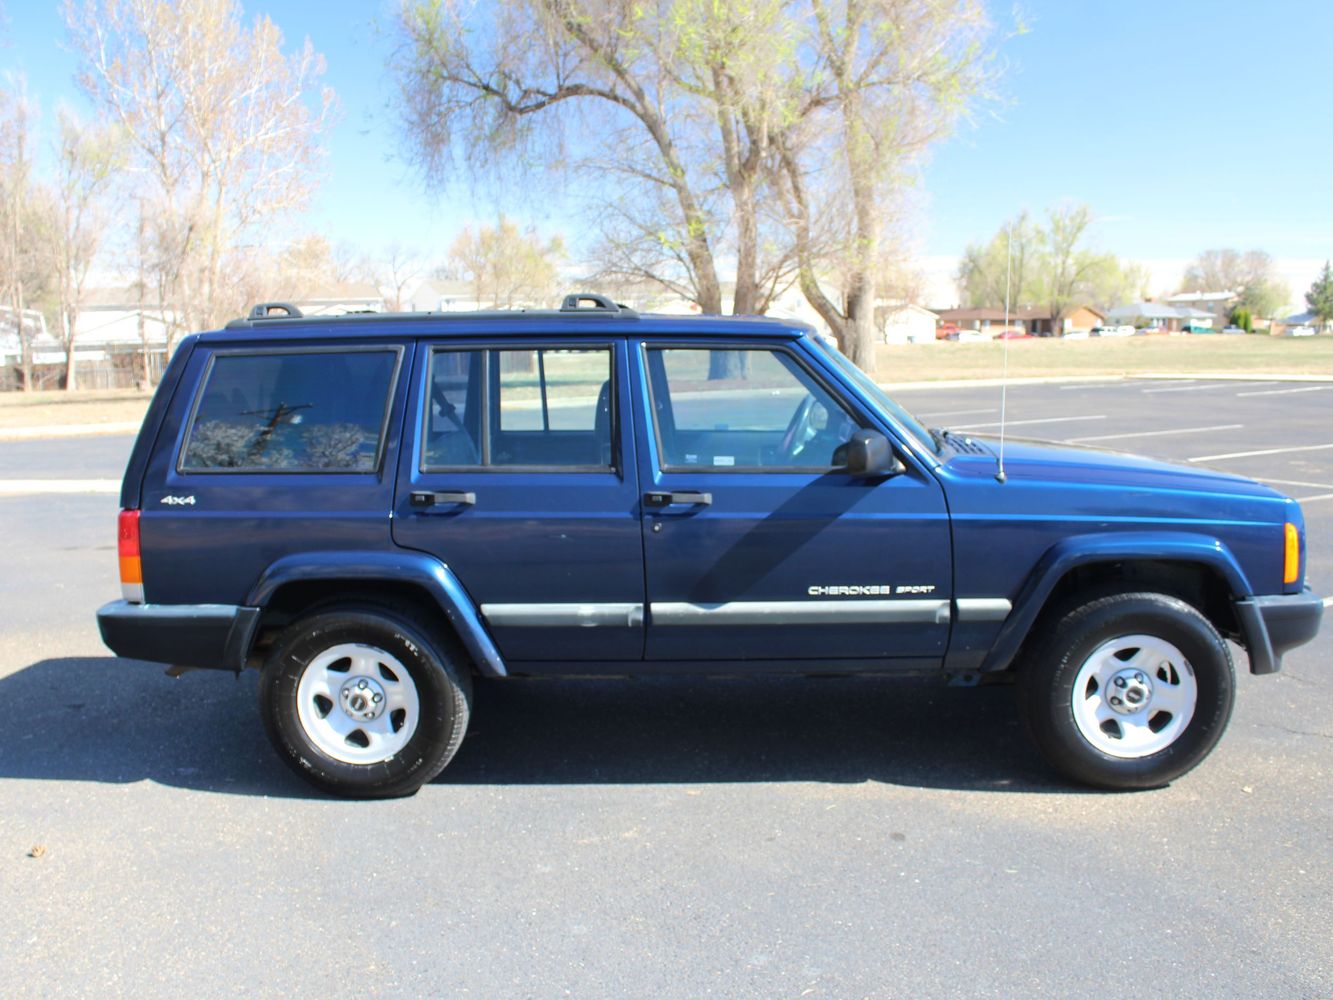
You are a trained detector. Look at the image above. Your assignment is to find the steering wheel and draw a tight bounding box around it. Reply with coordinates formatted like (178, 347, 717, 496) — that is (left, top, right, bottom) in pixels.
(779, 395, 821, 462)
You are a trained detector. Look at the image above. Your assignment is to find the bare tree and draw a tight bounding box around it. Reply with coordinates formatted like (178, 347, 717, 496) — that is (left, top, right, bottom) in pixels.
(448, 216, 565, 308)
(373, 243, 428, 312)
(64, 0, 336, 343)
(52, 110, 124, 389)
(0, 77, 36, 389)
(1181, 248, 1290, 319)
(393, 1, 994, 374)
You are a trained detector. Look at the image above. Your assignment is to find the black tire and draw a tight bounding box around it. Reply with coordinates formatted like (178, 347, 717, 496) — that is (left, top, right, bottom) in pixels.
(258, 604, 472, 799)
(1018, 591, 1235, 790)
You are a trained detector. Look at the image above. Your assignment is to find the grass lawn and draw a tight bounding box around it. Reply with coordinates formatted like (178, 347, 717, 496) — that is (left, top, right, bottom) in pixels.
(1, 335, 1330, 431)
(875, 333, 1333, 383)
(0, 388, 154, 429)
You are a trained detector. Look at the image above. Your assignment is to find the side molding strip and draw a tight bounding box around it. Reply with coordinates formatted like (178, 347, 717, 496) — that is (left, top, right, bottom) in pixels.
(481, 603, 645, 628)
(955, 598, 1012, 622)
(651, 599, 951, 626)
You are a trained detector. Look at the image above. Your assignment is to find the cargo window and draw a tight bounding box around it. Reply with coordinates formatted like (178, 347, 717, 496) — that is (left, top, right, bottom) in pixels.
(180, 348, 400, 473)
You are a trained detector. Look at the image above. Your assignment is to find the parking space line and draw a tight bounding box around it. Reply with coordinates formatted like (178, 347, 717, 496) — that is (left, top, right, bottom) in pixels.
(1190, 443, 1333, 462)
(1058, 381, 1142, 390)
(1325, 596, 1333, 608)
(1293, 492, 1333, 504)
(915, 407, 998, 419)
(1236, 385, 1333, 397)
(1261, 478, 1333, 490)
(1068, 423, 1242, 443)
(0, 479, 120, 495)
(949, 415, 1107, 430)
(1143, 381, 1275, 394)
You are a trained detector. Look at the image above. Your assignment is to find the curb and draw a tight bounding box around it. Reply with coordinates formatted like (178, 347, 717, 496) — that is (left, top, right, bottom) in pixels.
(0, 421, 141, 441)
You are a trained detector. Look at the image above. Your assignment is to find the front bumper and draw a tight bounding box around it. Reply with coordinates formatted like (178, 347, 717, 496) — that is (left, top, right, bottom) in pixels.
(97, 601, 261, 672)
(1234, 588, 1324, 675)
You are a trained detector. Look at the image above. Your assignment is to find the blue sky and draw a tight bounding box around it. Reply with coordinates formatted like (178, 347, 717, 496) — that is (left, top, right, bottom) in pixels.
(3, 0, 1331, 294)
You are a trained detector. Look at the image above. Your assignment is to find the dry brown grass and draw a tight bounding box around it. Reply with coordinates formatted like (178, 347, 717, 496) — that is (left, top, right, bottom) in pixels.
(1, 335, 1330, 432)
(875, 333, 1333, 383)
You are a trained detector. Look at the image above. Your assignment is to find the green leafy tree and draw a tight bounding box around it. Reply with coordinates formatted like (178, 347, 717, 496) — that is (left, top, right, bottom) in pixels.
(1306, 260, 1333, 329)
(957, 203, 1143, 318)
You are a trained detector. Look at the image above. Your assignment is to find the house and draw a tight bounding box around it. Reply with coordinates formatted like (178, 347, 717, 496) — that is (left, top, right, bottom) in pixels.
(1164, 290, 1237, 326)
(1105, 301, 1214, 332)
(931, 305, 1104, 337)
(878, 302, 939, 344)
(290, 282, 383, 316)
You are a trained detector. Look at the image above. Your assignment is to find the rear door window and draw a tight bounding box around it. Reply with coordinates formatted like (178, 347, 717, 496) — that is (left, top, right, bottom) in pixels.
(423, 346, 614, 470)
(180, 348, 401, 473)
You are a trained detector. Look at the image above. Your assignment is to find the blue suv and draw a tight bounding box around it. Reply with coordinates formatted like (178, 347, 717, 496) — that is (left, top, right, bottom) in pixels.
(97, 294, 1323, 797)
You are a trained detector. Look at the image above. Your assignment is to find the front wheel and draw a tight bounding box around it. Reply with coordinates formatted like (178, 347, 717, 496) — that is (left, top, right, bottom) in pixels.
(1019, 592, 1235, 790)
(259, 604, 472, 798)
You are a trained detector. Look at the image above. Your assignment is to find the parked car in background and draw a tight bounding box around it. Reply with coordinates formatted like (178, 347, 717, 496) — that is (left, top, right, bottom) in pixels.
(1220, 325, 1247, 335)
(936, 322, 959, 341)
(1090, 325, 1135, 337)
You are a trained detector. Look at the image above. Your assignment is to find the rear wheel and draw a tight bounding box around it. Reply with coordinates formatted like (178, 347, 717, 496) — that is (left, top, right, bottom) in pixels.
(1019, 592, 1235, 789)
(259, 604, 471, 798)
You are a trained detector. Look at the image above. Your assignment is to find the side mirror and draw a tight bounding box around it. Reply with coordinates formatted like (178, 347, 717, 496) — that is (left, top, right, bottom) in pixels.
(843, 429, 905, 478)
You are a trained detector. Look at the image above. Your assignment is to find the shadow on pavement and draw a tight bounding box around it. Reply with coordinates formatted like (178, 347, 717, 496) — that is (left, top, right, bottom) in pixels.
(1, 659, 1067, 796)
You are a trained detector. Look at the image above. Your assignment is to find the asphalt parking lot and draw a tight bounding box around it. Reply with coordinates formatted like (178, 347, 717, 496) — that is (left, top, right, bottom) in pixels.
(0, 377, 1329, 998)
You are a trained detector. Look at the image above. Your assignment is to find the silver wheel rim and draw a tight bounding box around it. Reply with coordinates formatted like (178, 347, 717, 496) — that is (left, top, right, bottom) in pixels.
(295, 643, 420, 765)
(1071, 634, 1197, 759)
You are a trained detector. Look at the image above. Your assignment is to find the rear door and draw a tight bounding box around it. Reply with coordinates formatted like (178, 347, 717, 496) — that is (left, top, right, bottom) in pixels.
(140, 341, 407, 605)
(633, 339, 952, 667)
(391, 337, 645, 667)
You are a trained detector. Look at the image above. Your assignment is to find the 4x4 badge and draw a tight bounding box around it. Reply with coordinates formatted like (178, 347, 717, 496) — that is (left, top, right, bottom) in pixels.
(159, 495, 197, 506)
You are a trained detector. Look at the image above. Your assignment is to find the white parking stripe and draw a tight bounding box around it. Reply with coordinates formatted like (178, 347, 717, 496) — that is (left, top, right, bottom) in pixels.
(1325, 596, 1333, 609)
(1262, 478, 1333, 490)
(915, 407, 998, 418)
(950, 415, 1107, 431)
(1143, 381, 1275, 394)
(1294, 492, 1333, 504)
(1236, 385, 1333, 397)
(1190, 443, 1333, 462)
(1068, 423, 1242, 443)
(0, 479, 120, 495)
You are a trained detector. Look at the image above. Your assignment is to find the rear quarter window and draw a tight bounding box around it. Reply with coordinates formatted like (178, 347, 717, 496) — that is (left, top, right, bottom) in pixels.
(180, 348, 401, 473)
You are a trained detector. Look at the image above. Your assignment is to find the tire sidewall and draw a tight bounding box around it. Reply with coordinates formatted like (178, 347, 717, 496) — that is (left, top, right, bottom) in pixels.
(1027, 594, 1235, 789)
(260, 608, 464, 798)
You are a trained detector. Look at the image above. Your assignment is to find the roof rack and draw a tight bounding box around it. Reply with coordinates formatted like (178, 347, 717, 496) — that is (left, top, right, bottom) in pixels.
(248, 302, 303, 320)
(560, 292, 635, 316)
(227, 291, 641, 329)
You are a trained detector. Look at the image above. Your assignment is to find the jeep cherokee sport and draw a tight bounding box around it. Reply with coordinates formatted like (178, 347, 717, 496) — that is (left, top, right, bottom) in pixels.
(97, 294, 1323, 797)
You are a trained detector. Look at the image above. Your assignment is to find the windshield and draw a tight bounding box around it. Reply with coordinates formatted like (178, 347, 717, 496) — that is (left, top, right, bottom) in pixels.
(809, 336, 939, 455)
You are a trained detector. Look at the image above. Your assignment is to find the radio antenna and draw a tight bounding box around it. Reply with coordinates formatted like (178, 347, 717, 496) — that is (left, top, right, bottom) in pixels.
(996, 221, 1012, 484)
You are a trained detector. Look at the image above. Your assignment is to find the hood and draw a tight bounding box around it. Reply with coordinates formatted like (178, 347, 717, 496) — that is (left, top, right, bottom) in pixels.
(939, 433, 1283, 500)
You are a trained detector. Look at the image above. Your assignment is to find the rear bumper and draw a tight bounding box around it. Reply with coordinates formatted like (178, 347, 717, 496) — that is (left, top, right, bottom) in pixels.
(1235, 589, 1324, 675)
(97, 600, 261, 672)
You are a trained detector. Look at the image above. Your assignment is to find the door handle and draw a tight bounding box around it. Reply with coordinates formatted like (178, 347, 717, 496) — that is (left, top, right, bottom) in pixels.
(410, 490, 476, 508)
(644, 490, 712, 508)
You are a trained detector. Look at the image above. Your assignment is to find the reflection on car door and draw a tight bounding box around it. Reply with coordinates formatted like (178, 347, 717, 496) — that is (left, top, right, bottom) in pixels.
(634, 341, 952, 668)
(392, 338, 645, 667)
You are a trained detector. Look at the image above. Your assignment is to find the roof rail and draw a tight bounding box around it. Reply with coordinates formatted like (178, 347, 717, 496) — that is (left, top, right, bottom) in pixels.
(248, 302, 304, 320)
(560, 292, 636, 316)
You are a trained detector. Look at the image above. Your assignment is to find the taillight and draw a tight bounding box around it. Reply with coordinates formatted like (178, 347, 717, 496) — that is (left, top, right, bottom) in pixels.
(118, 509, 144, 603)
(1283, 522, 1300, 586)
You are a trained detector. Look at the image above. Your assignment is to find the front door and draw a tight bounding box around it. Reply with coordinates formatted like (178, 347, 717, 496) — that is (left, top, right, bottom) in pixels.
(634, 341, 952, 667)
(392, 338, 644, 666)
